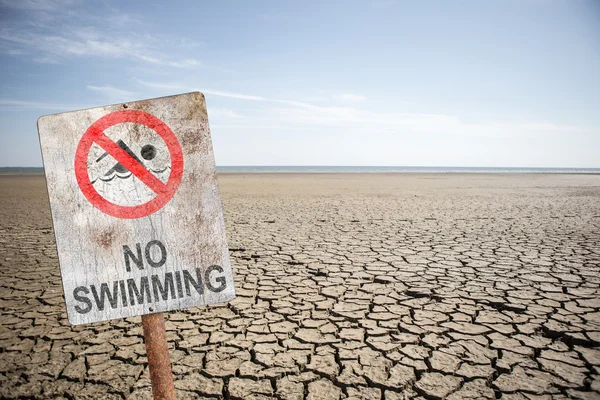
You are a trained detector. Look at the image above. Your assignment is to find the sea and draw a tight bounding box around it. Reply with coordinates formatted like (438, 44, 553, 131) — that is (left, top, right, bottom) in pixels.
(215, 166, 600, 174)
(1, 166, 599, 174)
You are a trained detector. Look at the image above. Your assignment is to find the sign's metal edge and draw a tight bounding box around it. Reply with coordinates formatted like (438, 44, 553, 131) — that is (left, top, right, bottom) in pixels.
(37, 117, 76, 323)
(36, 91, 204, 120)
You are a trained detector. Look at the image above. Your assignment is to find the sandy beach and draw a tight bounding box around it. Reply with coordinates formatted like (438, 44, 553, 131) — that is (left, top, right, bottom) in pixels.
(1, 173, 599, 399)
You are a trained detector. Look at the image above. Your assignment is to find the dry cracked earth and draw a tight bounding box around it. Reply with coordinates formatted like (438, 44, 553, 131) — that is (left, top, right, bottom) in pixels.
(1, 173, 600, 400)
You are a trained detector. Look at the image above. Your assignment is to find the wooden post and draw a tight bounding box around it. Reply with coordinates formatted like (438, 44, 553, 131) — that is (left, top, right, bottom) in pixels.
(142, 313, 176, 400)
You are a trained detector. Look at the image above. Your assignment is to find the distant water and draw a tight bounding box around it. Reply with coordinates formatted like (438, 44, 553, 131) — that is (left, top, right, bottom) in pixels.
(2, 166, 599, 174)
(216, 166, 600, 174)
(0, 167, 44, 174)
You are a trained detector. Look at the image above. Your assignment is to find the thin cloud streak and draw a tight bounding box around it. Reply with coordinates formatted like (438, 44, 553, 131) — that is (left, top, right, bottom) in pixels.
(0, 2, 204, 68)
(0, 29, 203, 67)
(0, 99, 79, 110)
(136, 79, 321, 108)
(211, 124, 288, 130)
(135, 79, 591, 140)
(209, 108, 243, 119)
(135, 79, 268, 101)
(87, 85, 135, 99)
(0, 0, 78, 10)
(266, 106, 586, 138)
(203, 89, 267, 101)
(334, 93, 367, 102)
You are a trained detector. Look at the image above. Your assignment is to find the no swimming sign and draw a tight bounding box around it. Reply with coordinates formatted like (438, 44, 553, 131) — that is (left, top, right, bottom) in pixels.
(38, 92, 236, 325)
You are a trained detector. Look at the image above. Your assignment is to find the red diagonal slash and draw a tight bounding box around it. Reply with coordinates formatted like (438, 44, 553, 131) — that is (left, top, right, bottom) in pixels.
(93, 129, 167, 195)
(75, 109, 183, 219)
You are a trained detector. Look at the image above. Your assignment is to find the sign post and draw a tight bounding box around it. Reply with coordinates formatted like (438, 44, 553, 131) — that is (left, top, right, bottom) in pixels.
(142, 313, 175, 400)
(37, 92, 235, 400)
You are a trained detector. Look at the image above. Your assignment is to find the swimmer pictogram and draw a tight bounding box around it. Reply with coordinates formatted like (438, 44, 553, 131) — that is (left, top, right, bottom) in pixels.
(74, 110, 184, 219)
(95, 140, 161, 180)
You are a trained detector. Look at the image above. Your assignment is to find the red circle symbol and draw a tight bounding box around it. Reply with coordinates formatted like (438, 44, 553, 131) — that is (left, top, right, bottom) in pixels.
(75, 110, 184, 219)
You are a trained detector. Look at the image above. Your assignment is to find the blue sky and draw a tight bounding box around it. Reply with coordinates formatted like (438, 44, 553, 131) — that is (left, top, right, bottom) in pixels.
(1, 0, 599, 167)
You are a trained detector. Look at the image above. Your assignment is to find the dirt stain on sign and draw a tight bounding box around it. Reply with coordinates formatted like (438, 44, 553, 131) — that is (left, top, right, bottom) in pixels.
(179, 93, 208, 155)
(93, 226, 119, 250)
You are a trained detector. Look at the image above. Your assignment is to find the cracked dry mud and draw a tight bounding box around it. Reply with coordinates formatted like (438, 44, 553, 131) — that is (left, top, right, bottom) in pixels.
(1, 173, 600, 400)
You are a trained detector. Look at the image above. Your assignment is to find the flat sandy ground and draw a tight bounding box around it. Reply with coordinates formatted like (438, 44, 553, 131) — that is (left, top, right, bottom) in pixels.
(1, 173, 599, 399)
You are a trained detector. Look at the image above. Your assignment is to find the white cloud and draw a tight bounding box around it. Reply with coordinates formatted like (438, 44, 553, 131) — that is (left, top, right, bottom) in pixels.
(135, 79, 268, 101)
(209, 108, 243, 119)
(86, 85, 134, 99)
(134, 79, 586, 140)
(263, 104, 585, 139)
(0, 28, 203, 67)
(133, 79, 186, 90)
(178, 37, 203, 49)
(33, 55, 60, 64)
(100, 12, 142, 27)
(334, 93, 367, 102)
(167, 59, 203, 68)
(202, 89, 267, 101)
(211, 124, 285, 130)
(0, 0, 78, 10)
(0, 99, 77, 110)
(0, 2, 203, 68)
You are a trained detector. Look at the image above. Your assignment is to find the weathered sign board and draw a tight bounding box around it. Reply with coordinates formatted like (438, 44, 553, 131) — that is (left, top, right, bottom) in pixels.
(38, 92, 236, 325)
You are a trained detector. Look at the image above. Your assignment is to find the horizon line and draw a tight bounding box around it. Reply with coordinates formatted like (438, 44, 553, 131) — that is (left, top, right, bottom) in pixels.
(2, 165, 600, 170)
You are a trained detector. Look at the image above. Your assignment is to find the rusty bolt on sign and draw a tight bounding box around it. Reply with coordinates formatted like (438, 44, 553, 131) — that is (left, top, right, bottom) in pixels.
(142, 313, 176, 400)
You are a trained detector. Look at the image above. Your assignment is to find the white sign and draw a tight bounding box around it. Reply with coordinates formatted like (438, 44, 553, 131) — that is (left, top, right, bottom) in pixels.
(37, 92, 236, 325)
